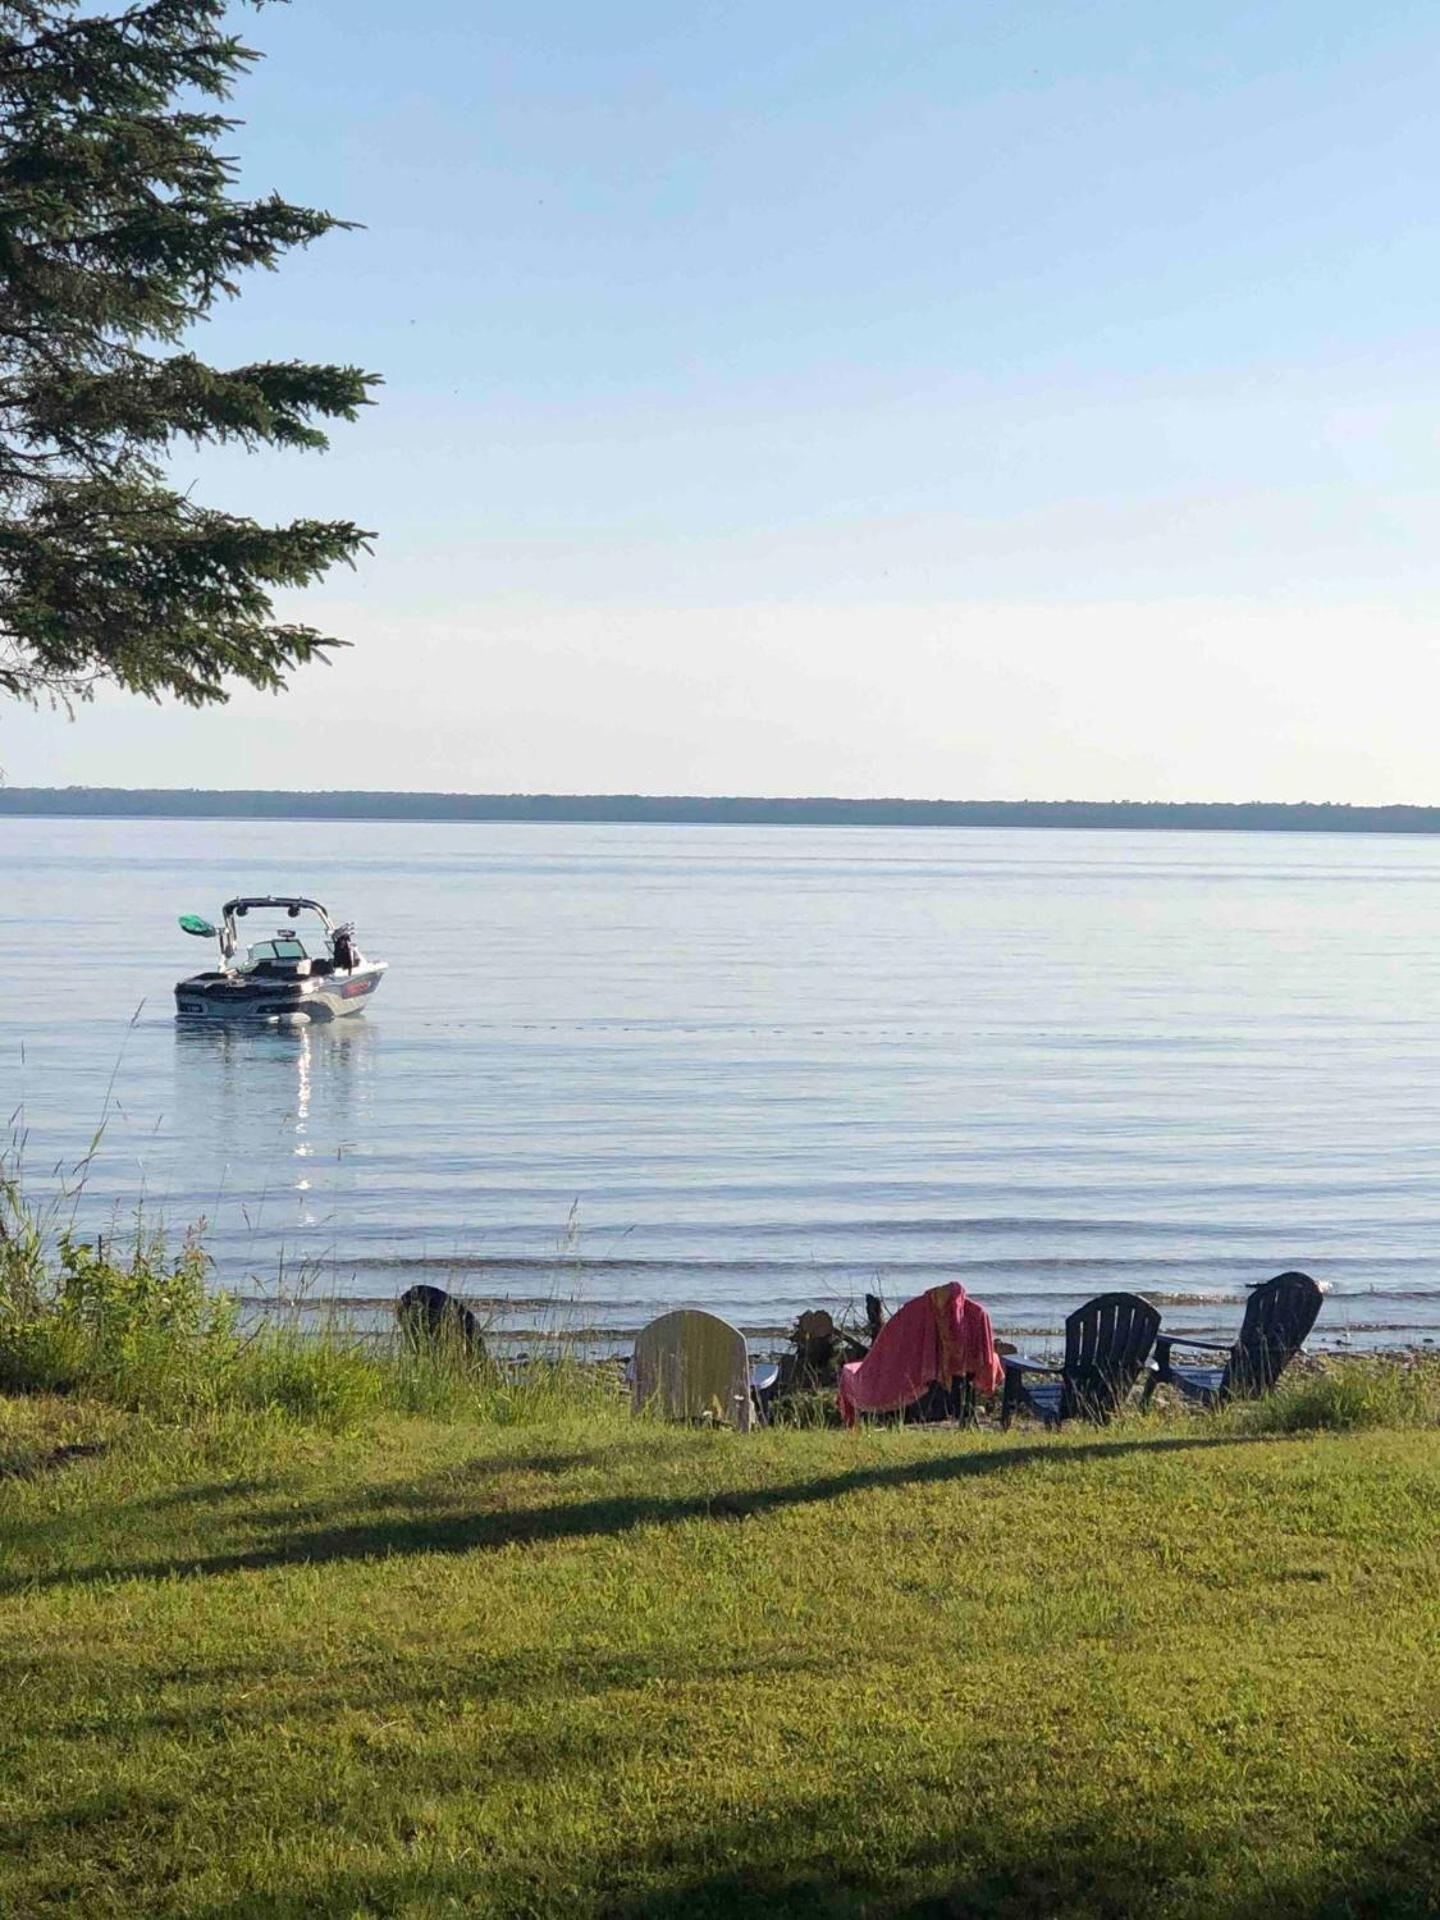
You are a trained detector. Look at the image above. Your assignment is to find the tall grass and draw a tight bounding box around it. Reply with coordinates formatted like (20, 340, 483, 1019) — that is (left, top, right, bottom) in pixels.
(0, 1145, 621, 1429)
(1224, 1351, 1440, 1433)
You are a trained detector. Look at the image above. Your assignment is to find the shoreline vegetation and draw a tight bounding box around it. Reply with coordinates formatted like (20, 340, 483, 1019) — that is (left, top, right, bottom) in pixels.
(5, 1145, 1439, 1430)
(9, 786, 1440, 832)
(4, 1159, 1439, 1435)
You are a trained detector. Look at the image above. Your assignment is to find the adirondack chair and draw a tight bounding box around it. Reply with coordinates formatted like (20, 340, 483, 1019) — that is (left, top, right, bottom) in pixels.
(1143, 1270, 1322, 1409)
(630, 1308, 770, 1431)
(1001, 1291, 1161, 1429)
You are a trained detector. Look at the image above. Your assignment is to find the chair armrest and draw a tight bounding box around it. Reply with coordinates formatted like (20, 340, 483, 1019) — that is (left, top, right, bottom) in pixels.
(1156, 1335, 1232, 1358)
(1001, 1355, 1064, 1377)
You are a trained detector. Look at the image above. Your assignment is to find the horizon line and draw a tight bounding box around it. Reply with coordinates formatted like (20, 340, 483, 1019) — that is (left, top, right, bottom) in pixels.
(6, 787, 1440, 833)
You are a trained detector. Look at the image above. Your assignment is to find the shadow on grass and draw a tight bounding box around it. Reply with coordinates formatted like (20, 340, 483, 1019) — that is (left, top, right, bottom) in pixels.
(608, 1826, 1440, 1920)
(0, 1437, 670, 1566)
(0, 1432, 1264, 1596)
(0, 1441, 105, 1481)
(122, 1475, 285, 1512)
(34, 1647, 837, 1750)
(172, 1787, 1440, 1919)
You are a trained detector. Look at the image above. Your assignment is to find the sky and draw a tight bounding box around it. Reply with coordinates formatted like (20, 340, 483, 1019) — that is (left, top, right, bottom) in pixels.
(5, 0, 1440, 800)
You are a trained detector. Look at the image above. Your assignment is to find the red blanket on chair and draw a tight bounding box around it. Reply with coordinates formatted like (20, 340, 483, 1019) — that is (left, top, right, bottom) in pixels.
(839, 1282, 1002, 1428)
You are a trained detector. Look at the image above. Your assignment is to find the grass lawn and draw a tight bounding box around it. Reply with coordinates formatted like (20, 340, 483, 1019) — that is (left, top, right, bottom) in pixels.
(1, 1395, 1438, 1918)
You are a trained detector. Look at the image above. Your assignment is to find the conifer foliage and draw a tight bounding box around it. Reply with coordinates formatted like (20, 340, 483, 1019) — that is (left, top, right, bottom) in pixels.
(0, 1, 377, 708)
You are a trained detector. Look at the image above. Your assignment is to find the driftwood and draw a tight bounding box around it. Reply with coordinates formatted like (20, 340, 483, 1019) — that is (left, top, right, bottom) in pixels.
(774, 1302, 875, 1401)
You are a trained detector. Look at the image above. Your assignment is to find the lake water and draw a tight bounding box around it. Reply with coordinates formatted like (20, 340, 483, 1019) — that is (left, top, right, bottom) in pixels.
(3, 817, 1439, 1354)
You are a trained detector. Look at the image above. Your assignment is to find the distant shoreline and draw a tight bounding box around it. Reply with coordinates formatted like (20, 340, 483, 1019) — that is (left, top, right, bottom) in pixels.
(5, 788, 1440, 833)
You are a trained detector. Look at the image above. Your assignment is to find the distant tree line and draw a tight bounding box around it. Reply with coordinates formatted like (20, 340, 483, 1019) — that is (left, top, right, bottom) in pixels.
(4, 790, 1440, 833)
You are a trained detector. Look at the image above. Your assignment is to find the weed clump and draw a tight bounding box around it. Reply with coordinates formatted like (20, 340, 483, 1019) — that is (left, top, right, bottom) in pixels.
(0, 1216, 236, 1410)
(1226, 1353, 1440, 1433)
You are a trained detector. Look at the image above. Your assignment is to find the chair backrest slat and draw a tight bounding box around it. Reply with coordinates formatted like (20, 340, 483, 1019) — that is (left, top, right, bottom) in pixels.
(1062, 1291, 1161, 1421)
(1225, 1271, 1322, 1397)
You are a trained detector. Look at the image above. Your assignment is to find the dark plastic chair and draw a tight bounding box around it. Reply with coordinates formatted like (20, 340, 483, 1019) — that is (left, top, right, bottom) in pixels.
(1001, 1291, 1161, 1429)
(902, 1377, 979, 1426)
(1143, 1270, 1322, 1409)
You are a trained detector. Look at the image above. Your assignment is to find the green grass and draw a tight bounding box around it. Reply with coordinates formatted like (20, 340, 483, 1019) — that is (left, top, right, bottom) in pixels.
(1, 1399, 1438, 1917)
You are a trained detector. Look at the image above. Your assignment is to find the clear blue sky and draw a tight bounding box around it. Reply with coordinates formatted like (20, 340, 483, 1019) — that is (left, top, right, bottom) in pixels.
(7, 0, 1440, 798)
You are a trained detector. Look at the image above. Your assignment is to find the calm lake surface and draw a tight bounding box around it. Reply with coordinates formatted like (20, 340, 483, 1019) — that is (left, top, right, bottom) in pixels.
(4, 817, 1438, 1352)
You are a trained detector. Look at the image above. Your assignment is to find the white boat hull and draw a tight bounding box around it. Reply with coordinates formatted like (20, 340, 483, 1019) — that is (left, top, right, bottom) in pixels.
(174, 962, 386, 1022)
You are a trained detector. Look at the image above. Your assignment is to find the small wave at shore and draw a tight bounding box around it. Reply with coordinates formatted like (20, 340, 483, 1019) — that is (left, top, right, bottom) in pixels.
(236, 1283, 1268, 1312)
(230, 1301, 1437, 1353)
(328, 1251, 1423, 1277)
(232, 1272, 1440, 1355)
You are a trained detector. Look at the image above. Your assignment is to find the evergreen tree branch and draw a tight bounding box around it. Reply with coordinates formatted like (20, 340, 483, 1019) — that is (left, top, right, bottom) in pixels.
(0, 1, 377, 711)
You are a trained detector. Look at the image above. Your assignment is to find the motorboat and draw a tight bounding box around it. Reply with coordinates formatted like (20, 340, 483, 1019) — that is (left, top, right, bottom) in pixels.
(174, 895, 387, 1023)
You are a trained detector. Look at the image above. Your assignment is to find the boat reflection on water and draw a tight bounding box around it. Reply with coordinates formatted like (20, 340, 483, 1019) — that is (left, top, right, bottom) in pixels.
(171, 1017, 379, 1299)
(174, 1005, 377, 1078)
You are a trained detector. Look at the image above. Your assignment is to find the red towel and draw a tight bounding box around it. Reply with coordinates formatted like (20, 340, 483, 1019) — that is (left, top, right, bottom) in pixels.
(839, 1282, 1002, 1428)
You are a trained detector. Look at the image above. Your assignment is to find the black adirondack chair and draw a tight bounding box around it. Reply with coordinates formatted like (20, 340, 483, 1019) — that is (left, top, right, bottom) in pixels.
(1143, 1269, 1322, 1409)
(905, 1378, 978, 1426)
(1001, 1291, 1161, 1429)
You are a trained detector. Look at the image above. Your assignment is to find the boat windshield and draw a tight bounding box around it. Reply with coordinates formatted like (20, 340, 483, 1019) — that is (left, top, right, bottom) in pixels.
(243, 936, 310, 967)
